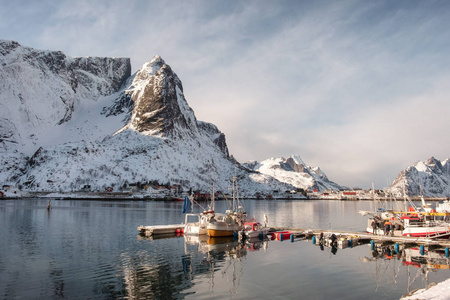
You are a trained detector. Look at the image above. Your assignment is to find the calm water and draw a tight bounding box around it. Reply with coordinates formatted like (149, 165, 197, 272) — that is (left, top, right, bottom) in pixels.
(1, 199, 449, 299)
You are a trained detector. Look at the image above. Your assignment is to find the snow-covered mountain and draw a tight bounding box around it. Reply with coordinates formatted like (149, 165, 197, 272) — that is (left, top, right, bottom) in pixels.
(387, 157, 450, 197)
(243, 155, 345, 192)
(0, 40, 292, 194)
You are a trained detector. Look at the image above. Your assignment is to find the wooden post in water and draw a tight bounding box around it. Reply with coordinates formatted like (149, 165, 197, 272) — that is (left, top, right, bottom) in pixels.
(47, 198, 51, 210)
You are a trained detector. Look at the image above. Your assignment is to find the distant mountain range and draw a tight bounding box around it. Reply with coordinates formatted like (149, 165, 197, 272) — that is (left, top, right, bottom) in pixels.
(0, 39, 341, 195)
(387, 157, 450, 197)
(243, 155, 345, 192)
(0, 40, 448, 197)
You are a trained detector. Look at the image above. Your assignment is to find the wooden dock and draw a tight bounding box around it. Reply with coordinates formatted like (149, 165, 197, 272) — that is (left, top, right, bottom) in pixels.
(270, 227, 450, 248)
(137, 224, 450, 250)
(137, 224, 184, 237)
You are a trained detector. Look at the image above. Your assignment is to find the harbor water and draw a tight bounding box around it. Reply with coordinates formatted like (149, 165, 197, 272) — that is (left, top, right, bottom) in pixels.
(1, 198, 449, 299)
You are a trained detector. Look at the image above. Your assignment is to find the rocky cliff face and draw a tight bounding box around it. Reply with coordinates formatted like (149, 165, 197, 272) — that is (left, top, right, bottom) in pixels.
(243, 155, 344, 192)
(124, 56, 198, 137)
(387, 157, 450, 197)
(0, 39, 131, 154)
(0, 40, 286, 194)
(197, 121, 229, 157)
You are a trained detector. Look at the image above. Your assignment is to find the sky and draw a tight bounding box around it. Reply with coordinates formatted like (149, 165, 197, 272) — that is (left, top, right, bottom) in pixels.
(1, 0, 450, 189)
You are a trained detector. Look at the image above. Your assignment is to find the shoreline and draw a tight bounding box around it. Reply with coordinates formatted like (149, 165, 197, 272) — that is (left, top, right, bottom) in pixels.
(0, 191, 448, 202)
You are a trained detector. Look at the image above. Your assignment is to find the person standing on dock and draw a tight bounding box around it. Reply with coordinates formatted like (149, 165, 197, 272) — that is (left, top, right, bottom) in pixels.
(384, 221, 392, 236)
(371, 220, 377, 234)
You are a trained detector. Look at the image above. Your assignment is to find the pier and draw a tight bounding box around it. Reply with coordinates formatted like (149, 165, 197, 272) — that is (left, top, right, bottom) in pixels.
(270, 227, 450, 249)
(137, 224, 450, 249)
(136, 221, 450, 255)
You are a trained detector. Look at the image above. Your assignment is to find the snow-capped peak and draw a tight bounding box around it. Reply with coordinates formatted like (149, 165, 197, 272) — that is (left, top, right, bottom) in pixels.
(123, 55, 199, 137)
(1, 40, 295, 194)
(243, 155, 343, 192)
(291, 155, 306, 166)
(388, 157, 450, 197)
(134, 55, 165, 80)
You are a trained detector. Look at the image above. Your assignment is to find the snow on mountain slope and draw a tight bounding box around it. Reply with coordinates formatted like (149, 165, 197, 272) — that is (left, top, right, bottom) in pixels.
(244, 155, 344, 192)
(0, 39, 131, 155)
(1, 40, 289, 194)
(387, 157, 450, 197)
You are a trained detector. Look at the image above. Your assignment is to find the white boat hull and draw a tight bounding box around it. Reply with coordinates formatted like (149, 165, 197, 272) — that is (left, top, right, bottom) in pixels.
(366, 226, 450, 238)
(184, 223, 207, 235)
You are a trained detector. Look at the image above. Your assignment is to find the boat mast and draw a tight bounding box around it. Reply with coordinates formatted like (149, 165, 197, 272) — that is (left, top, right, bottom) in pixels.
(232, 175, 236, 211)
(372, 183, 378, 215)
(212, 181, 215, 211)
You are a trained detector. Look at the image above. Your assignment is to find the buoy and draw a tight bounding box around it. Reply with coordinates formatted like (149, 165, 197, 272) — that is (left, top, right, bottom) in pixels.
(370, 240, 374, 250)
(420, 245, 425, 255)
(445, 247, 449, 258)
(348, 239, 353, 248)
(395, 243, 399, 253)
(312, 236, 316, 244)
(290, 234, 294, 242)
(280, 233, 284, 241)
(233, 231, 238, 240)
(180, 228, 184, 234)
(176, 228, 181, 234)
(259, 232, 264, 240)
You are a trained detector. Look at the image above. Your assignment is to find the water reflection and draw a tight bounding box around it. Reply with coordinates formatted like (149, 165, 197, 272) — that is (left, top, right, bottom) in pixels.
(360, 243, 450, 294)
(2, 199, 449, 299)
(126, 234, 271, 299)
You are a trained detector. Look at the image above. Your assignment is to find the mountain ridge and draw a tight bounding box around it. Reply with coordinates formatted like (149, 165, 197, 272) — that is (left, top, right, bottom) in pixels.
(0, 40, 291, 194)
(243, 155, 346, 192)
(387, 156, 450, 197)
(4, 40, 445, 197)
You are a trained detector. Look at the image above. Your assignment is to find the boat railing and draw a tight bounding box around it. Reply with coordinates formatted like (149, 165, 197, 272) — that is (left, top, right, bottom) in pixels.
(429, 228, 450, 239)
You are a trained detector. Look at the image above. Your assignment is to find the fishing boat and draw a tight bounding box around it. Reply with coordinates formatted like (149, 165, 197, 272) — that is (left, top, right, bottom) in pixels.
(360, 186, 450, 239)
(207, 212, 242, 237)
(183, 190, 215, 235)
(243, 221, 270, 239)
(206, 175, 250, 237)
(184, 213, 211, 235)
(365, 212, 450, 238)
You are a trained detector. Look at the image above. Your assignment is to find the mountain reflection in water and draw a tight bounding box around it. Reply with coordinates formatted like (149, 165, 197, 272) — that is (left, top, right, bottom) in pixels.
(128, 235, 269, 299)
(1, 199, 449, 299)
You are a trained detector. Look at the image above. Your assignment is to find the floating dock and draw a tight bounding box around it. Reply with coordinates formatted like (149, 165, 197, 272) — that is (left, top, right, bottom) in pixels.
(137, 224, 450, 250)
(137, 224, 184, 237)
(270, 227, 450, 248)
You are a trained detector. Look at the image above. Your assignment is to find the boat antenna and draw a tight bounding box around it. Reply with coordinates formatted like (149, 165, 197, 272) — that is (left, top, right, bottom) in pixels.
(372, 183, 378, 214)
(212, 181, 215, 211)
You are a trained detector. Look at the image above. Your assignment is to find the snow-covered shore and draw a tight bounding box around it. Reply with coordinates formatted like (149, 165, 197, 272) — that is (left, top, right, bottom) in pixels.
(401, 277, 450, 300)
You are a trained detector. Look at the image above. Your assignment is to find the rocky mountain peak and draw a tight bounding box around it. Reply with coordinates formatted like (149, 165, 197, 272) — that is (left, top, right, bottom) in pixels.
(134, 55, 166, 81)
(388, 157, 450, 197)
(243, 155, 343, 192)
(0, 41, 292, 194)
(125, 55, 198, 138)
